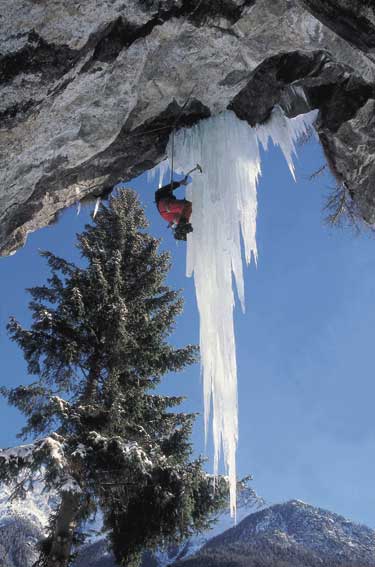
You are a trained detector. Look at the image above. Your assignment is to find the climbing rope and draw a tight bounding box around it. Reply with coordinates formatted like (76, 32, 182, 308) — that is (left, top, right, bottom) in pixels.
(169, 88, 195, 188)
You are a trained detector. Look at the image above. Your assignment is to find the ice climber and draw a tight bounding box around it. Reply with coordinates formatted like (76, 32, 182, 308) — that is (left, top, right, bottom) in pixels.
(155, 164, 202, 240)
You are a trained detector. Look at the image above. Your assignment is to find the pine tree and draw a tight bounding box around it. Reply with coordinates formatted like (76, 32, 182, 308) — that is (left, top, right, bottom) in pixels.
(0, 191, 227, 567)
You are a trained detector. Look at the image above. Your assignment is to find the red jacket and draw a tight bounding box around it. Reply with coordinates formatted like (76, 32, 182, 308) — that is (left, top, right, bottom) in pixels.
(157, 198, 192, 225)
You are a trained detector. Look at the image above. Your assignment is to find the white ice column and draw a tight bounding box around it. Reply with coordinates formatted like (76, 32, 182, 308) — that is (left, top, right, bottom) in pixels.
(162, 108, 317, 517)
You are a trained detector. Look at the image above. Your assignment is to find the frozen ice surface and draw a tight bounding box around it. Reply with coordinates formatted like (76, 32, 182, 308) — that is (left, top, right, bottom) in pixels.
(147, 156, 170, 188)
(256, 106, 318, 180)
(156, 108, 316, 517)
(166, 111, 260, 518)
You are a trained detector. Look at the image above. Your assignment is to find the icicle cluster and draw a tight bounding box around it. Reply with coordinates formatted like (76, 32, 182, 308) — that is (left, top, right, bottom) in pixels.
(151, 107, 317, 517)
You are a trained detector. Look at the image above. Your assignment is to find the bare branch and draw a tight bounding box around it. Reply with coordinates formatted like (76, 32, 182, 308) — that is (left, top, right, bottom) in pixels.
(308, 164, 327, 181)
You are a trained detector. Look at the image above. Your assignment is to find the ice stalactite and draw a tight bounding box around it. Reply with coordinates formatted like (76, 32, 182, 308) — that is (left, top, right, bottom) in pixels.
(153, 107, 317, 517)
(147, 158, 169, 188)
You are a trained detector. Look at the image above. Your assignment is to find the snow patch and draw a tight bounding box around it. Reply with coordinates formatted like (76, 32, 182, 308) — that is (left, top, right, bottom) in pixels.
(0, 480, 53, 530)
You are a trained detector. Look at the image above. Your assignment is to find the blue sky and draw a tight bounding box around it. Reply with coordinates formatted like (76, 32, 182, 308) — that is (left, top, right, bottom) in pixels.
(1, 135, 375, 527)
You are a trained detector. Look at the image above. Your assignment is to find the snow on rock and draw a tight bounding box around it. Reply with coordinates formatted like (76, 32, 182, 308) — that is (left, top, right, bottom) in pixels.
(160, 108, 317, 517)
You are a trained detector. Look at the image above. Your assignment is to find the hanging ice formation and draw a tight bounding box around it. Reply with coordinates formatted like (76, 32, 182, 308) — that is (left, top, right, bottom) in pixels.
(151, 106, 317, 518)
(147, 158, 170, 189)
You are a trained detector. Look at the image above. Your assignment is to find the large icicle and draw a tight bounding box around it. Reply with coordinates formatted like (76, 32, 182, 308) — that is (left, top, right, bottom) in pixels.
(162, 108, 317, 518)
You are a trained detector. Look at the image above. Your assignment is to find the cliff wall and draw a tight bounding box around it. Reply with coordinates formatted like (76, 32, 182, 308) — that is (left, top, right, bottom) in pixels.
(1, 0, 374, 254)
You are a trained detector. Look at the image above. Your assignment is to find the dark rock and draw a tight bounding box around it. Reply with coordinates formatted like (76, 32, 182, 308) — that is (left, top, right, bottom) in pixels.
(229, 51, 330, 125)
(0, 31, 80, 85)
(299, 0, 375, 58)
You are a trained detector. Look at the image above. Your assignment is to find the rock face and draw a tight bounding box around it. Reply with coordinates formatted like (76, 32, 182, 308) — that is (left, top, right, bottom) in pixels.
(300, 1, 375, 58)
(0, 0, 374, 255)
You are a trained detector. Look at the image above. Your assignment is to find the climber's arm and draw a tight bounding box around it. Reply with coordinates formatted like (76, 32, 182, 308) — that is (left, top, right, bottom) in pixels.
(155, 178, 190, 202)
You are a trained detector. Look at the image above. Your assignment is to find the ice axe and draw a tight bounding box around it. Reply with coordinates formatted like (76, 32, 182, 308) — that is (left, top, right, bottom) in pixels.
(183, 163, 203, 183)
(187, 163, 203, 176)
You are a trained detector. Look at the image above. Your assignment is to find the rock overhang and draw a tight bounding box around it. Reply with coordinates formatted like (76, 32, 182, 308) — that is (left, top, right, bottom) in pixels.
(0, 0, 374, 255)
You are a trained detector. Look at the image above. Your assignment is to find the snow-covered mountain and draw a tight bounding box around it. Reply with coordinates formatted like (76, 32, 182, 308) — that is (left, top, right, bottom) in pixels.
(2, 488, 375, 567)
(178, 499, 375, 567)
(0, 482, 54, 567)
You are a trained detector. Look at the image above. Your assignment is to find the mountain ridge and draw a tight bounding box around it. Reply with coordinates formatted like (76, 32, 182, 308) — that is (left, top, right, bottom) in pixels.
(1, 484, 375, 567)
(175, 499, 375, 567)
